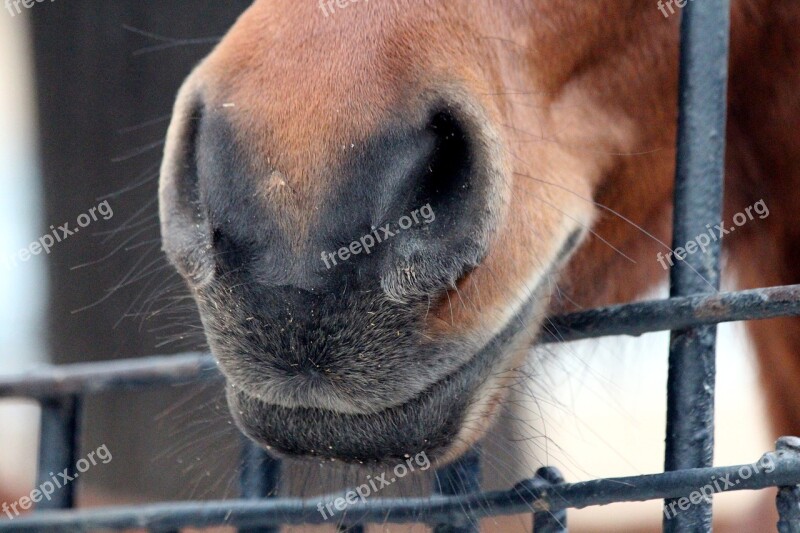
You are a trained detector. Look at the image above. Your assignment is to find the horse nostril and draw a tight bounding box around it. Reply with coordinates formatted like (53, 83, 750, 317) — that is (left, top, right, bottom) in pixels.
(419, 111, 474, 215)
(372, 106, 497, 301)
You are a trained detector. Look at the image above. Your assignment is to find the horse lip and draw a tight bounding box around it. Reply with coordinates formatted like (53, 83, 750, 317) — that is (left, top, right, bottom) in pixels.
(226, 276, 547, 464)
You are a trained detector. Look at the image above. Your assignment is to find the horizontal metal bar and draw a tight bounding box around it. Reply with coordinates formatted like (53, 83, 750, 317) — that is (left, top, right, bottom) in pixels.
(5, 443, 800, 531)
(1, 285, 799, 400)
(0, 352, 221, 398)
(541, 284, 800, 343)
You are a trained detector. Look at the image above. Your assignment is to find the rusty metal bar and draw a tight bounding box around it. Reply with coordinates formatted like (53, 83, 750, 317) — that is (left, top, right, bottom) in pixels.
(239, 440, 281, 533)
(777, 438, 800, 533)
(433, 447, 482, 533)
(0, 352, 221, 398)
(663, 0, 731, 530)
(5, 447, 800, 531)
(541, 284, 800, 344)
(4, 285, 800, 401)
(530, 467, 567, 533)
(34, 395, 81, 511)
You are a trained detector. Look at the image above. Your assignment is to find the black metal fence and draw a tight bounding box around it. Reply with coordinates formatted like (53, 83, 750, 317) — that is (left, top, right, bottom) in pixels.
(3, 1, 800, 531)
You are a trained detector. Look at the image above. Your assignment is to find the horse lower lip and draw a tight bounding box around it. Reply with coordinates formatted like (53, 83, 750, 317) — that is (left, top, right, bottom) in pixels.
(227, 278, 547, 464)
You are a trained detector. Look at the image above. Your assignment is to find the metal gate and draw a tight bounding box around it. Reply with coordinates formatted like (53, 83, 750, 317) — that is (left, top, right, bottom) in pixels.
(3, 1, 800, 531)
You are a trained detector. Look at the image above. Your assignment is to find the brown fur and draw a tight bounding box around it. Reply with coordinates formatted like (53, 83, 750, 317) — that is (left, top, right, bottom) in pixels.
(161, 0, 800, 526)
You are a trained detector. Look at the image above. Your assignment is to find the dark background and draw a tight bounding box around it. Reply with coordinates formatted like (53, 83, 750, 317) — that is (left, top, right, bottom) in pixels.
(31, 0, 252, 501)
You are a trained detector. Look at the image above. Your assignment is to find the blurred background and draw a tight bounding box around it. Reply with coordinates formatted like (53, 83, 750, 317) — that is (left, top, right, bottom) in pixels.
(0, 2, 775, 531)
(0, 0, 253, 510)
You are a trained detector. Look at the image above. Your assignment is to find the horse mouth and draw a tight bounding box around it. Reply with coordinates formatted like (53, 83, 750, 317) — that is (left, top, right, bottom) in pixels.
(226, 274, 548, 466)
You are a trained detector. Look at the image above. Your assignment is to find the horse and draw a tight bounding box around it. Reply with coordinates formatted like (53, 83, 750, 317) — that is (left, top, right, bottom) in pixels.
(159, 0, 800, 527)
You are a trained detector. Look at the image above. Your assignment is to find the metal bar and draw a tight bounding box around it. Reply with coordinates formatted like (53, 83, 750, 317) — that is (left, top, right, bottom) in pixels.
(35, 395, 81, 510)
(3, 285, 800, 401)
(338, 525, 365, 533)
(541, 284, 800, 343)
(338, 526, 365, 533)
(529, 467, 567, 533)
(0, 352, 221, 398)
(239, 439, 281, 533)
(5, 448, 800, 531)
(433, 447, 482, 533)
(663, 0, 731, 531)
(777, 437, 800, 533)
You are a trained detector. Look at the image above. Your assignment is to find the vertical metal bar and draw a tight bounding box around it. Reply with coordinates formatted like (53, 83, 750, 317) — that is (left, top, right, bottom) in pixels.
(776, 437, 800, 533)
(532, 467, 568, 533)
(433, 447, 481, 533)
(777, 486, 800, 533)
(239, 439, 281, 533)
(35, 395, 81, 511)
(338, 525, 365, 533)
(663, 1, 731, 532)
